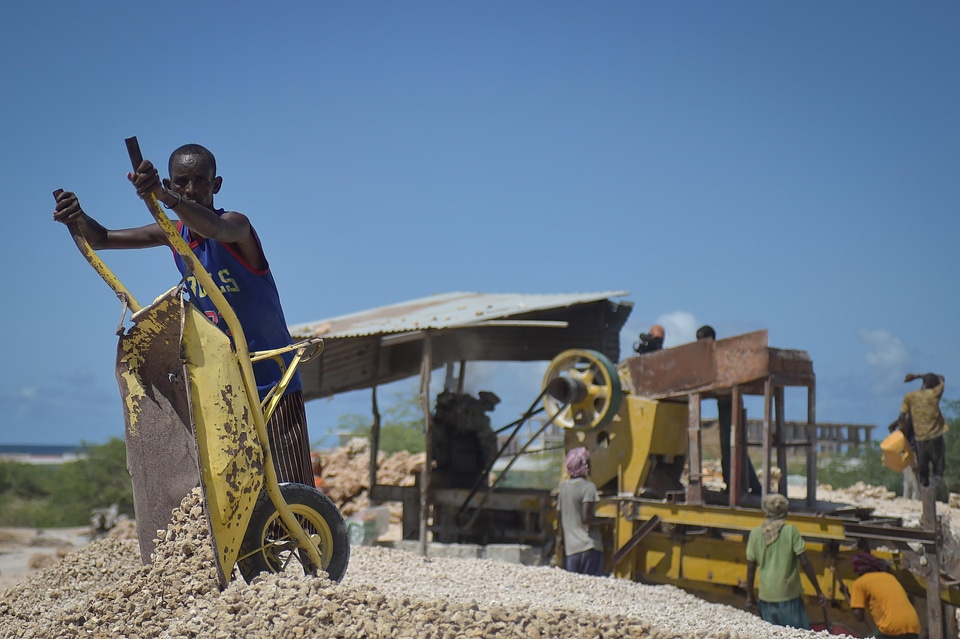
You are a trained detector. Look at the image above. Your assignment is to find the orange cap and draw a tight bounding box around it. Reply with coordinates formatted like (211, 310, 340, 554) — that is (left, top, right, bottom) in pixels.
(650, 324, 665, 338)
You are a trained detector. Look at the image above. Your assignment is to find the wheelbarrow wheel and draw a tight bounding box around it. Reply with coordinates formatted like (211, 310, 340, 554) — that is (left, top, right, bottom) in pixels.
(237, 482, 350, 583)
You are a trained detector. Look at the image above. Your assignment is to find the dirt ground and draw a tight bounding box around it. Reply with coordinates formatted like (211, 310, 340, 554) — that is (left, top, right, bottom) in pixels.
(0, 526, 91, 591)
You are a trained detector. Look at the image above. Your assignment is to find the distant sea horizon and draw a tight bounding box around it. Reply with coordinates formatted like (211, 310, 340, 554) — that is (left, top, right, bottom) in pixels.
(0, 444, 84, 456)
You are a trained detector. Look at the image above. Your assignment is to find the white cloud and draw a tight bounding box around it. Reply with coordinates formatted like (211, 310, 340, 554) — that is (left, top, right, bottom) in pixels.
(859, 329, 911, 392)
(655, 311, 700, 348)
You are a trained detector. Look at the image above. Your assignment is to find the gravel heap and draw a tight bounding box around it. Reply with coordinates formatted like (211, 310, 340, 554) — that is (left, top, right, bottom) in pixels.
(0, 491, 831, 639)
(320, 438, 423, 520)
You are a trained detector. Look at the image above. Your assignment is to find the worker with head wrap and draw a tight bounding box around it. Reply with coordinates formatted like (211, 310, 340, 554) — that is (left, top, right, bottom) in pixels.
(745, 493, 827, 629)
(557, 447, 611, 576)
(838, 551, 920, 639)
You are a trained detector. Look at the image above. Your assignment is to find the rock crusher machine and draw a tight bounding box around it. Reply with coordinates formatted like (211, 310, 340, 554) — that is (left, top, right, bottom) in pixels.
(58, 137, 350, 587)
(537, 331, 960, 637)
(438, 331, 959, 635)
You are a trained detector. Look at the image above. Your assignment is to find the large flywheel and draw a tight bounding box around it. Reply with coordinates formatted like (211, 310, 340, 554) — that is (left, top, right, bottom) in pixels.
(542, 349, 622, 431)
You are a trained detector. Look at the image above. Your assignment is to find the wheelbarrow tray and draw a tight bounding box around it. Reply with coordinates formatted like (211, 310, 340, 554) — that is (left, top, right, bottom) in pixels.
(117, 286, 264, 586)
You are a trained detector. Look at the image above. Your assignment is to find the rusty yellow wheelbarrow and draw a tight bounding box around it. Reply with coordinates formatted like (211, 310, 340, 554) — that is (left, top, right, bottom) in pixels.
(58, 137, 349, 587)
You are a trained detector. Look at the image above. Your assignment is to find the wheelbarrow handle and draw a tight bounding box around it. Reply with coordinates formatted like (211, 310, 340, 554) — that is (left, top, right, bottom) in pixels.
(52, 189, 142, 315)
(125, 136, 144, 171)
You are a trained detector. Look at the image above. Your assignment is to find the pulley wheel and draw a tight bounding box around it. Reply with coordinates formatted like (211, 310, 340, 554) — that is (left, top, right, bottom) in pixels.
(542, 349, 622, 430)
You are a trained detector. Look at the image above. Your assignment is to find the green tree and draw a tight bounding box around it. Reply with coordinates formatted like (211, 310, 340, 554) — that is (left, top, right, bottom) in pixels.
(0, 438, 133, 527)
(335, 390, 426, 454)
(48, 438, 134, 525)
(0, 460, 55, 499)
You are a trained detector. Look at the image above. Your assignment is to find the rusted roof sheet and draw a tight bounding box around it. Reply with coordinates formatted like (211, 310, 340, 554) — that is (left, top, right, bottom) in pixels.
(290, 291, 632, 401)
(289, 291, 629, 339)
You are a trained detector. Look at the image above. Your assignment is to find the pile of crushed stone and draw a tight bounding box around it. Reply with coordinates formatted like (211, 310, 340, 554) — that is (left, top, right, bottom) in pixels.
(1, 491, 833, 639)
(320, 438, 423, 520)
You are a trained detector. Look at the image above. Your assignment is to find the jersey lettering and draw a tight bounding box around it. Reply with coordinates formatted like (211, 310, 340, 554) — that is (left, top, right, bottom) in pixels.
(188, 271, 241, 297)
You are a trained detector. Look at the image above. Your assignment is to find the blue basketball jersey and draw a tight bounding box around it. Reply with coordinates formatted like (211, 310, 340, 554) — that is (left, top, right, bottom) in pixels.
(173, 214, 301, 400)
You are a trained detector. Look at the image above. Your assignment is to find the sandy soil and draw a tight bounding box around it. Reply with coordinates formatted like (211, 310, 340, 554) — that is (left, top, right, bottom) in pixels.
(0, 526, 91, 590)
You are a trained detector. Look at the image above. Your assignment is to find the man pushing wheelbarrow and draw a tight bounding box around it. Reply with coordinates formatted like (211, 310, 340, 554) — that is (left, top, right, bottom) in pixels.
(51, 138, 349, 587)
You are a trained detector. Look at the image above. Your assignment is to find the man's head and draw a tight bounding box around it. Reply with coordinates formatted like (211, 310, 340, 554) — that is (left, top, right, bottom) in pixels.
(164, 144, 222, 208)
(565, 447, 590, 479)
(696, 325, 717, 341)
(761, 493, 789, 520)
(649, 324, 665, 339)
(851, 552, 887, 576)
(922, 373, 940, 389)
(760, 493, 789, 545)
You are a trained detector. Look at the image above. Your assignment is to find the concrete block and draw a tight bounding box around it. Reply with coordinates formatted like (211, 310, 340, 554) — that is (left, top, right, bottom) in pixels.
(483, 544, 541, 566)
(377, 540, 482, 559)
(428, 542, 482, 559)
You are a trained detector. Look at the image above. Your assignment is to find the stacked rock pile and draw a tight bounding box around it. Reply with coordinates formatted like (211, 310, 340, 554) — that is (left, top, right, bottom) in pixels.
(320, 438, 424, 519)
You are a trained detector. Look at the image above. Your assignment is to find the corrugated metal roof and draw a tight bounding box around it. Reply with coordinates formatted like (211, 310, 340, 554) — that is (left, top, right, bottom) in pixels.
(289, 290, 630, 339)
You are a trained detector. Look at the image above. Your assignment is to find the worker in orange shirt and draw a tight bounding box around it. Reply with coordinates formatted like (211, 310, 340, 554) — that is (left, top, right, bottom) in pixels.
(840, 551, 920, 639)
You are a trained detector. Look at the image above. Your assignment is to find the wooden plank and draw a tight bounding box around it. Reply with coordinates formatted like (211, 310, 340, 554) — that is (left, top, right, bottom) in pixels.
(611, 515, 662, 567)
(687, 393, 703, 506)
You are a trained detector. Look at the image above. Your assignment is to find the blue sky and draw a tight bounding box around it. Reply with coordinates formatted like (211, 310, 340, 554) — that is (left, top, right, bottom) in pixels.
(2, 2, 957, 448)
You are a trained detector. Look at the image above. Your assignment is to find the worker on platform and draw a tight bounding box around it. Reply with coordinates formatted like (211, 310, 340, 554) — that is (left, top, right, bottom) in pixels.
(696, 325, 762, 495)
(558, 447, 611, 576)
(633, 324, 665, 354)
(745, 493, 827, 629)
(839, 551, 920, 639)
(897, 372, 947, 490)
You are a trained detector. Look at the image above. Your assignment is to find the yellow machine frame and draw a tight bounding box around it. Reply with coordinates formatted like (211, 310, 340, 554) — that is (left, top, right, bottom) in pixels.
(546, 346, 958, 637)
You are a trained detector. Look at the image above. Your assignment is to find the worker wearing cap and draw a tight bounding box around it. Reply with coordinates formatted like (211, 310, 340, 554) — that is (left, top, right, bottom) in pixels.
(745, 493, 827, 629)
(840, 552, 920, 639)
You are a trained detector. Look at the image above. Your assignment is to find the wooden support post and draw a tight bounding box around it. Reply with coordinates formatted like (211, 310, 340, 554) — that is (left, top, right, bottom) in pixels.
(418, 332, 434, 556)
(687, 392, 703, 506)
(762, 378, 772, 497)
(946, 601, 958, 639)
(443, 361, 455, 391)
(368, 386, 381, 496)
(730, 385, 744, 506)
(921, 486, 944, 639)
(368, 340, 382, 500)
(806, 381, 817, 508)
(775, 386, 787, 497)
